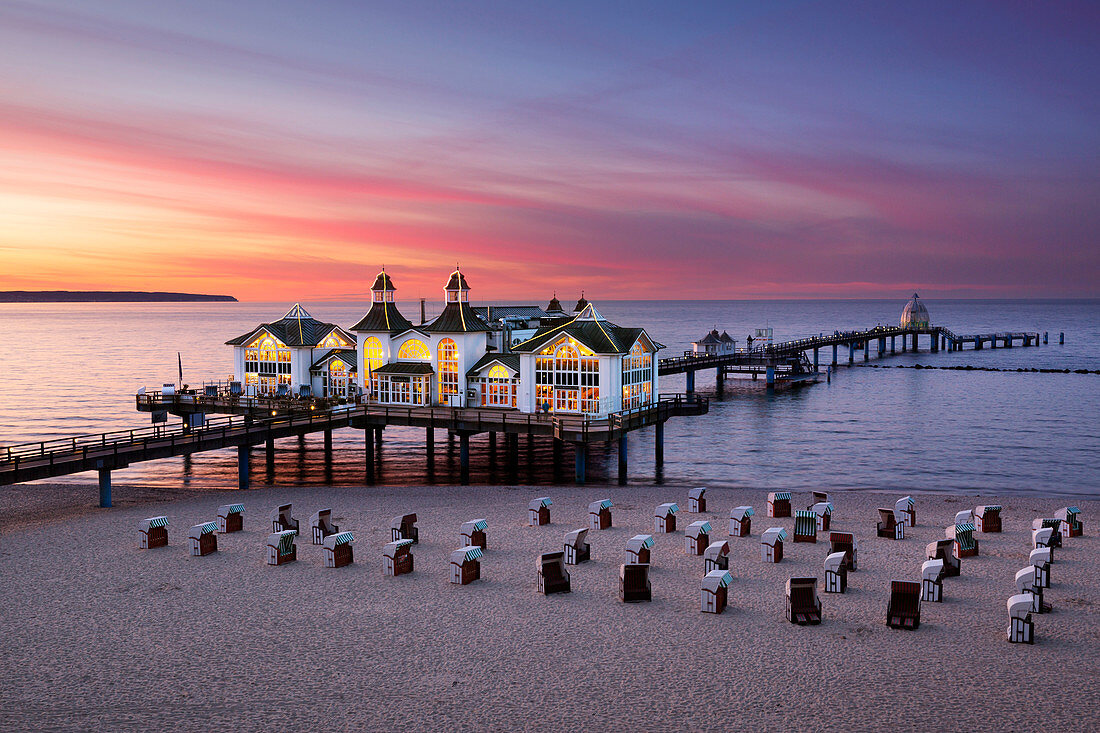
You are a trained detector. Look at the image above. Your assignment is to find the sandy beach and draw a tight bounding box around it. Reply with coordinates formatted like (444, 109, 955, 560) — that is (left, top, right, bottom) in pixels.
(3, 480, 1098, 732)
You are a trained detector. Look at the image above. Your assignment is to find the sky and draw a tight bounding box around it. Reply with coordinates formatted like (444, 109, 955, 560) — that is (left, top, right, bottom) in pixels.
(0, 0, 1097, 301)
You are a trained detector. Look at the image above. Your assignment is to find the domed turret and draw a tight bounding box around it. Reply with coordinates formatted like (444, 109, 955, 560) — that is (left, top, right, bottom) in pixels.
(371, 267, 396, 303)
(574, 293, 588, 313)
(546, 293, 563, 314)
(445, 267, 470, 303)
(901, 293, 930, 328)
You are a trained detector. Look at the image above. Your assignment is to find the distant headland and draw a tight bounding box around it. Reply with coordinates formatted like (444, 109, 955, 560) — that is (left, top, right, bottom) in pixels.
(0, 291, 238, 303)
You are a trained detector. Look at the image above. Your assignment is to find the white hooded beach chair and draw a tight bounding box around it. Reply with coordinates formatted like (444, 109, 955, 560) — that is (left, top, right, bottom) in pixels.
(829, 532, 858, 571)
(685, 520, 711, 555)
(895, 496, 915, 527)
(461, 519, 488, 550)
(625, 534, 654, 565)
(266, 530, 297, 566)
(701, 570, 732, 614)
(654, 502, 679, 533)
(382, 539, 413, 576)
(450, 546, 483, 584)
(768, 492, 791, 518)
(1032, 519, 1062, 549)
(1055, 506, 1082, 538)
(188, 522, 218, 557)
(703, 540, 730, 574)
(588, 499, 613, 530)
(1031, 527, 1055, 558)
(139, 516, 169, 549)
(729, 506, 754, 537)
(926, 538, 960, 577)
(310, 509, 339, 545)
(1029, 547, 1051, 589)
(217, 504, 244, 533)
(954, 509, 975, 527)
(270, 504, 298, 534)
(687, 487, 707, 513)
(1015, 566, 1049, 614)
(808, 491, 830, 509)
(390, 513, 418, 544)
(1007, 593, 1034, 644)
(528, 497, 552, 526)
(761, 527, 786, 563)
(877, 508, 904, 539)
(823, 551, 847, 593)
(974, 505, 1002, 533)
(322, 531, 354, 568)
(563, 528, 590, 565)
(921, 558, 944, 602)
(811, 502, 834, 532)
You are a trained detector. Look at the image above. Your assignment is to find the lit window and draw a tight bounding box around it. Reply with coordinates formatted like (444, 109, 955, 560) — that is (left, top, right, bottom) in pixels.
(397, 339, 430, 360)
(438, 338, 459, 399)
(363, 337, 384, 372)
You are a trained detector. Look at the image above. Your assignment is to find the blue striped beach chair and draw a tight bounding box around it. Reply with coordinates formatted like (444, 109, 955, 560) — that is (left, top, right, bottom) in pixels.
(217, 504, 244, 533)
(948, 522, 978, 558)
(794, 510, 817, 543)
(188, 522, 218, 556)
(139, 516, 169, 549)
(768, 492, 791, 518)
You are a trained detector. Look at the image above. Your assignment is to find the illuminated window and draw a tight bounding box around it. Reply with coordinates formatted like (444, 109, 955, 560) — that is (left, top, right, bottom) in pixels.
(622, 340, 653, 409)
(321, 330, 351, 349)
(438, 338, 458, 400)
(245, 333, 290, 392)
(363, 337, 384, 372)
(487, 365, 509, 379)
(533, 337, 599, 413)
(397, 339, 430, 360)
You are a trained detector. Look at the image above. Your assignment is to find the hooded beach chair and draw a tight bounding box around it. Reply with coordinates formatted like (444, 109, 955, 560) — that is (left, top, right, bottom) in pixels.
(619, 563, 652, 603)
(954, 509, 975, 527)
(703, 540, 730, 574)
(794, 510, 817, 543)
(808, 491, 830, 509)
(761, 527, 786, 563)
(921, 558, 944, 602)
(768, 492, 792, 518)
(217, 504, 244, 533)
(1029, 547, 1051, 589)
(685, 521, 711, 555)
(1032, 518, 1063, 548)
(926, 538, 960, 577)
(390, 513, 418, 544)
(654, 502, 679, 533)
(1055, 506, 1082, 538)
(1015, 566, 1050, 614)
(323, 531, 354, 568)
(625, 534, 654, 565)
(528, 497, 552, 526)
(687, 487, 707, 513)
(563, 528, 590, 565)
(1031, 526, 1057, 556)
(139, 516, 169, 549)
(382, 539, 413, 576)
(270, 504, 299, 534)
(729, 506, 754, 537)
(701, 570, 732, 614)
(266, 530, 297, 566)
(785, 577, 821, 625)
(886, 581, 921, 630)
(450, 546, 483, 585)
(974, 505, 1002, 533)
(811, 502, 833, 532)
(895, 496, 915, 527)
(310, 509, 339, 545)
(1007, 594, 1034, 644)
(188, 522, 218, 557)
(461, 519, 488, 550)
(877, 508, 904, 540)
(537, 552, 571, 595)
(947, 521, 978, 558)
(588, 499, 613, 530)
(823, 552, 847, 593)
(829, 532, 858, 571)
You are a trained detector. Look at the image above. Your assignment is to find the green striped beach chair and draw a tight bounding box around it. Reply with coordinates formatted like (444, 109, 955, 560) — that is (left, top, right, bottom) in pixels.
(768, 492, 791, 518)
(383, 539, 413, 576)
(450, 546, 482, 585)
(1056, 507, 1082, 538)
(793, 510, 817, 543)
(323, 531, 354, 568)
(188, 522, 218, 556)
(139, 516, 169, 549)
(266, 530, 298, 566)
(217, 504, 244, 533)
(461, 519, 489, 550)
(948, 522, 979, 558)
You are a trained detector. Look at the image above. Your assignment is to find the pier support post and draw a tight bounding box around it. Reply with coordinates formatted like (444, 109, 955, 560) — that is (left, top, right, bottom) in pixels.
(863, 340, 869, 361)
(364, 429, 375, 484)
(991, 336, 997, 349)
(848, 344, 854, 365)
(1060, 332, 1064, 345)
(891, 336, 896, 354)
(323, 429, 332, 455)
(618, 435, 628, 485)
(813, 348, 819, 371)
(685, 369, 695, 395)
(766, 365, 775, 386)
(654, 421, 664, 468)
(459, 433, 470, 485)
(98, 467, 112, 508)
(237, 444, 249, 491)
(932, 333, 939, 353)
(375, 428, 383, 449)
(265, 436, 275, 466)
(575, 444, 587, 485)
(832, 344, 838, 366)
(426, 427, 435, 454)
(1044, 332, 1048, 344)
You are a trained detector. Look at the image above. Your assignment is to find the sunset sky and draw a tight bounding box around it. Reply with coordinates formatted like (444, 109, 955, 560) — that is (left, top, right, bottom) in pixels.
(1, 1, 1097, 301)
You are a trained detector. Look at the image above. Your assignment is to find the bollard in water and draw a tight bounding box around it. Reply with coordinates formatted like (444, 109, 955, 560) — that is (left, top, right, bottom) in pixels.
(1059, 332, 1065, 345)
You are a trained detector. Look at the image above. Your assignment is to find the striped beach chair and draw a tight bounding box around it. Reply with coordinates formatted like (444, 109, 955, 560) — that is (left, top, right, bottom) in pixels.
(450, 546, 482, 584)
(266, 530, 297, 566)
(921, 558, 944, 602)
(685, 521, 711, 555)
(563, 528, 590, 565)
(188, 522, 218, 557)
(768, 492, 792, 518)
(954, 509, 975, 527)
(829, 532, 857, 571)
(390, 514, 418, 544)
(729, 506, 753, 537)
(974, 505, 1002, 533)
(785, 577, 821, 625)
(1015, 566, 1050, 614)
(926, 538, 960, 577)
(1029, 547, 1051, 589)
(895, 495, 915, 527)
(1055, 507, 1082, 538)
(588, 499, 612, 530)
(382, 539, 413, 576)
(270, 504, 299, 534)
(823, 552, 847, 593)
(886, 581, 921, 630)
(139, 516, 169, 549)
(811, 502, 833, 532)
(703, 540, 730, 574)
(217, 504, 244, 533)
(528, 497, 552, 526)
(687, 487, 707, 513)
(322, 531, 354, 568)
(619, 563, 651, 603)
(1031, 526, 1057, 558)
(1032, 518, 1063, 548)
(794, 510, 817, 543)
(761, 528, 786, 563)
(808, 491, 830, 509)
(948, 522, 979, 558)
(537, 552, 571, 595)
(1007, 594, 1034, 644)
(625, 534, 654, 565)
(654, 502, 679, 533)
(877, 508, 904, 540)
(461, 519, 488, 550)
(311, 509, 339, 545)
(701, 570, 732, 614)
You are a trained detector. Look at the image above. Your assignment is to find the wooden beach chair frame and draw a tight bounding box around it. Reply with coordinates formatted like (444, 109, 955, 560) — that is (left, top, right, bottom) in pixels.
(828, 532, 858, 571)
(323, 531, 355, 568)
(687, 487, 707, 513)
(654, 502, 679, 533)
(785, 577, 822, 625)
(461, 519, 488, 550)
(537, 552, 571, 595)
(139, 516, 169, 549)
(701, 570, 731, 614)
(793, 510, 817, 543)
(921, 558, 944, 602)
(619, 563, 652, 603)
(563, 528, 591, 565)
(588, 499, 613, 530)
(768, 492, 792, 518)
(886, 580, 921, 630)
(974, 505, 1002, 533)
(811, 502, 833, 532)
(311, 509, 339, 546)
(450, 546, 483, 585)
(761, 528, 786, 563)
(390, 513, 419, 544)
(685, 520, 711, 555)
(271, 504, 299, 534)
(1056, 507, 1082, 538)
(528, 497, 552, 526)
(217, 504, 244, 533)
(383, 539, 414, 576)
(625, 534, 654, 565)
(877, 508, 903, 540)
(927, 538, 961, 577)
(266, 530, 298, 566)
(188, 522, 218, 556)
(823, 552, 847, 593)
(1007, 594, 1034, 644)
(729, 506, 753, 538)
(703, 540, 730, 574)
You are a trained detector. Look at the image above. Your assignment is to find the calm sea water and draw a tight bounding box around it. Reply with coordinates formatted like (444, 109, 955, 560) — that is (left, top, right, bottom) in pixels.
(1, 299, 1097, 497)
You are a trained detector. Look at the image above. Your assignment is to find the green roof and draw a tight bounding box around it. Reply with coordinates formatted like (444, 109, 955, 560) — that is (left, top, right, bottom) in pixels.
(373, 362, 434, 375)
(510, 316, 650, 355)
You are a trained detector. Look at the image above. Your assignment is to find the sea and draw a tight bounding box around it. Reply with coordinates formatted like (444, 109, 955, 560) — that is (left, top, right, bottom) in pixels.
(1, 299, 1097, 498)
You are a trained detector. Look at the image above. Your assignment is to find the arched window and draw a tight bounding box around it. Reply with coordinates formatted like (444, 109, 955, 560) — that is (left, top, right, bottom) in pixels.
(363, 337, 384, 372)
(438, 338, 458, 400)
(487, 365, 509, 379)
(482, 364, 516, 407)
(533, 338, 600, 413)
(244, 333, 291, 393)
(321, 331, 350, 349)
(397, 339, 430, 360)
(622, 340, 652, 409)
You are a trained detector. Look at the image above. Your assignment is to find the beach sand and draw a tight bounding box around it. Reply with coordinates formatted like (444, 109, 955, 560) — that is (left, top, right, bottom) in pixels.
(3, 481, 1098, 731)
